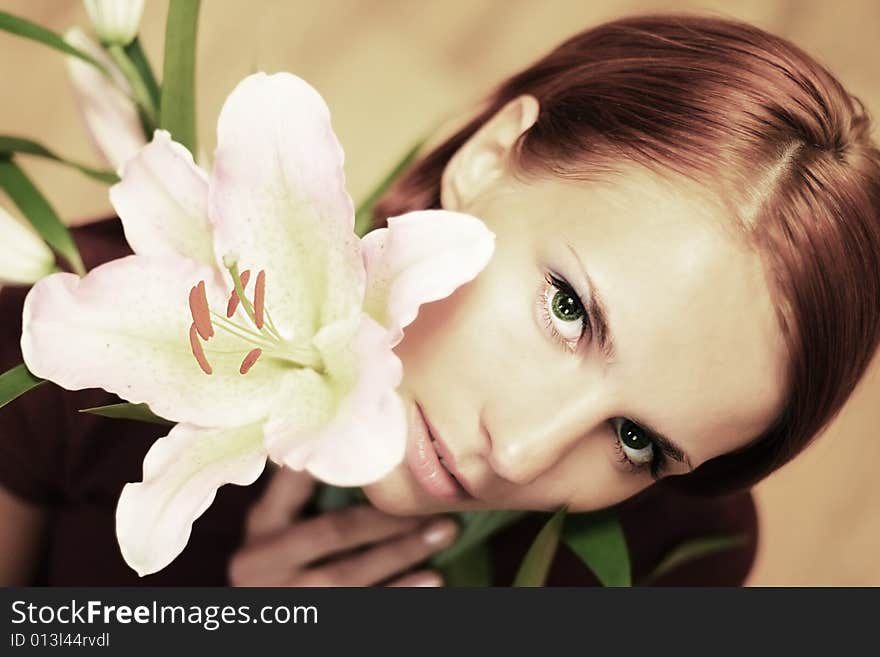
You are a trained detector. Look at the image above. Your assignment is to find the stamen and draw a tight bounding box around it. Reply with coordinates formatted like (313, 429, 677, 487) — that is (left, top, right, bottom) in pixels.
(254, 270, 266, 330)
(225, 269, 251, 318)
(189, 323, 213, 375)
(239, 348, 262, 374)
(263, 307, 281, 337)
(188, 280, 214, 340)
(209, 310, 274, 347)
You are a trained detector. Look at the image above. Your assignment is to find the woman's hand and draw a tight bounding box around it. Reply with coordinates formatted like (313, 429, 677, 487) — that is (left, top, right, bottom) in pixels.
(227, 466, 457, 587)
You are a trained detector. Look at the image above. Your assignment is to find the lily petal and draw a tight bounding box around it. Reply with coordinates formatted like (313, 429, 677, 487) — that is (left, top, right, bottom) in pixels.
(362, 210, 496, 346)
(209, 72, 364, 342)
(21, 255, 318, 427)
(63, 27, 145, 170)
(265, 313, 406, 486)
(0, 204, 55, 285)
(110, 130, 215, 266)
(116, 422, 267, 576)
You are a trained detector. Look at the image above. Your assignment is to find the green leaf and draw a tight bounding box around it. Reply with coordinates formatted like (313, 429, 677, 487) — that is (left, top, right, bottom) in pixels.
(431, 509, 525, 567)
(441, 543, 492, 587)
(123, 38, 162, 138)
(0, 363, 45, 409)
(354, 139, 425, 237)
(640, 534, 750, 586)
(562, 508, 631, 587)
(79, 402, 173, 425)
(0, 136, 118, 183)
(0, 157, 85, 276)
(512, 506, 567, 587)
(124, 37, 160, 112)
(0, 10, 111, 77)
(159, 0, 201, 154)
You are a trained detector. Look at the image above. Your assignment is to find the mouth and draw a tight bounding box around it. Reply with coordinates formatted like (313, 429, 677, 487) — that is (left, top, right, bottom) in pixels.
(406, 401, 472, 501)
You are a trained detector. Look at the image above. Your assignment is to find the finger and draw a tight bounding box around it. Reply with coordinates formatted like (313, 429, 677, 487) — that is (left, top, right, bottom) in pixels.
(234, 504, 426, 586)
(250, 504, 424, 572)
(386, 570, 444, 587)
(300, 518, 458, 587)
(245, 465, 316, 541)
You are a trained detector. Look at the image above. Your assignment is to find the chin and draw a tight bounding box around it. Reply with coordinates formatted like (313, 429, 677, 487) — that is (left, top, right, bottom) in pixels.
(361, 467, 426, 516)
(362, 464, 464, 516)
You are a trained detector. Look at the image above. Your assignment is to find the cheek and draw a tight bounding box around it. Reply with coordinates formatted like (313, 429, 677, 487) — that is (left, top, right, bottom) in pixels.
(525, 437, 655, 513)
(393, 246, 541, 396)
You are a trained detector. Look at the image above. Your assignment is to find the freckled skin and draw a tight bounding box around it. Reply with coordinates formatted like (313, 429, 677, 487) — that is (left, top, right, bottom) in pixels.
(362, 98, 788, 516)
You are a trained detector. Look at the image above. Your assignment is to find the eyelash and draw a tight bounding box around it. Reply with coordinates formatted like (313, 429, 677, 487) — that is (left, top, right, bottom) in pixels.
(611, 428, 667, 481)
(539, 272, 666, 480)
(538, 272, 592, 352)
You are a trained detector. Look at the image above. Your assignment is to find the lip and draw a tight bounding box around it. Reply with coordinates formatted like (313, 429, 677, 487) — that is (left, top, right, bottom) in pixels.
(406, 401, 471, 501)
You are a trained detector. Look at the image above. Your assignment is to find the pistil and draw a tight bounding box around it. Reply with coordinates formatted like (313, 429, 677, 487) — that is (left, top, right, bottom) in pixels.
(226, 269, 251, 318)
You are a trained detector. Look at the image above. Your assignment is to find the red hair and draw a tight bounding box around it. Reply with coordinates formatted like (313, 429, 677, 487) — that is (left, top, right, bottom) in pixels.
(373, 13, 880, 496)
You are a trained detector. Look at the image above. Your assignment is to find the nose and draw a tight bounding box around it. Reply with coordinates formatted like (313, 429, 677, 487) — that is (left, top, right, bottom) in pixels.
(485, 393, 606, 486)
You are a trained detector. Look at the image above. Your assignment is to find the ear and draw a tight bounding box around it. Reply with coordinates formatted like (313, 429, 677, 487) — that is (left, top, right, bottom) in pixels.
(441, 94, 540, 210)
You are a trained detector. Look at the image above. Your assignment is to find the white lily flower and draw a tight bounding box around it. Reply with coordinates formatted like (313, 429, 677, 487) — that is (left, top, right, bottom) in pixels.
(21, 72, 495, 576)
(83, 0, 145, 46)
(63, 26, 145, 170)
(0, 205, 55, 285)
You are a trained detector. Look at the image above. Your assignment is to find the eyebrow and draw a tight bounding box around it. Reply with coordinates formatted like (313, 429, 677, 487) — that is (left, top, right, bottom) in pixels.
(564, 243, 695, 474)
(632, 416, 695, 473)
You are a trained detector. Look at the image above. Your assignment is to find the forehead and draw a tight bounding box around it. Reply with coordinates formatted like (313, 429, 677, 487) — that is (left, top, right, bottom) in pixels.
(518, 167, 789, 466)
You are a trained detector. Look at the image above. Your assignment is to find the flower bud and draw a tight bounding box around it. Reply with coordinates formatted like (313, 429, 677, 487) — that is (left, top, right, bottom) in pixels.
(83, 0, 145, 47)
(64, 27, 145, 170)
(0, 206, 55, 286)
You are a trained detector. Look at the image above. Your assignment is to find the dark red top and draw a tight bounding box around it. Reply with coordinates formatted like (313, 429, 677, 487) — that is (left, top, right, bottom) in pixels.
(0, 219, 758, 586)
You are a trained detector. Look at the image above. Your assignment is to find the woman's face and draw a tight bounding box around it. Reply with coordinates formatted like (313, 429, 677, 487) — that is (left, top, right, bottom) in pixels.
(363, 98, 788, 515)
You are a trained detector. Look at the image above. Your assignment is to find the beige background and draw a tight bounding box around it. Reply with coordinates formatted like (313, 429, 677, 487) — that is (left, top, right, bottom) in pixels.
(1, 0, 878, 585)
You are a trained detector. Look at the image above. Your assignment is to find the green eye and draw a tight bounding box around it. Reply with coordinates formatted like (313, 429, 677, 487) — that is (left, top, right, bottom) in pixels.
(551, 289, 585, 322)
(542, 274, 589, 346)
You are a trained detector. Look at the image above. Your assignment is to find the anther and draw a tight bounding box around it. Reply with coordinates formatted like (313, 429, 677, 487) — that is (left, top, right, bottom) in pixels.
(188, 280, 214, 340)
(239, 348, 262, 374)
(189, 323, 213, 375)
(225, 269, 251, 318)
(254, 270, 266, 330)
